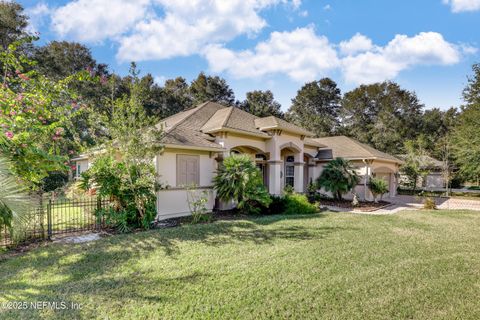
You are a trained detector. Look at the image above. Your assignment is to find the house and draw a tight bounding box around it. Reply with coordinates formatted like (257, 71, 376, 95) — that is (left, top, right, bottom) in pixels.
(398, 155, 447, 189)
(313, 136, 402, 201)
(73, 102, 403, 219)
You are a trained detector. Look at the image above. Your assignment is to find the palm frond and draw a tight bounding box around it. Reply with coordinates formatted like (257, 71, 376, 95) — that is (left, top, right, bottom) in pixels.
(0, 157, 33, 227)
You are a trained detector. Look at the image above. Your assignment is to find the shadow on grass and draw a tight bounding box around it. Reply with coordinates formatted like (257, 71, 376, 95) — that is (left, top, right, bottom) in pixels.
(0, 214, 354, 318)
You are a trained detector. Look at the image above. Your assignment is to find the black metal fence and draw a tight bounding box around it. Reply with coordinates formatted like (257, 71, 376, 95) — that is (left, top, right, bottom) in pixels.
(0, 197, 110, 248)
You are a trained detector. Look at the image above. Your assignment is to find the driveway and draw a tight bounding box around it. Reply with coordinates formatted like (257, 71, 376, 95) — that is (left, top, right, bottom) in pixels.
(323, 195, 480, 214)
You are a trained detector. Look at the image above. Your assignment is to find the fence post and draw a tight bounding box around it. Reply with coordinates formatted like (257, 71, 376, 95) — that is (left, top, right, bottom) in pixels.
(96, 197, 102, 229)
(47, 199, 52, 240)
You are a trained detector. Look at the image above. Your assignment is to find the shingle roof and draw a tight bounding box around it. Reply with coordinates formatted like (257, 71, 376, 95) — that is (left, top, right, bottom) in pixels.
(313, 136, 402, 163)
(157, 102, 226, 150)
(254, 116, 314, 136)
(304, 138, 326, 148)
(201, 107, 270, 137)
(156, 101, 318, 150)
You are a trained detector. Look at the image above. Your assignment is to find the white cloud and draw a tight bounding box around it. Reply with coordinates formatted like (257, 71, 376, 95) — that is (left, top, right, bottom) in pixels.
(25, 3, 51, 33)
(341, 32, 462, 84)
(204, 30, 469, 85)
(48, 0, 301, 60)
(299, 10, 308, 17)
(203, 27, 339, 81)
(323, 4, 332, 10)
(117, 0, 281, 61)
(51, 0, 150, 42)
(339, 33, 373, 55)
(443, 0, 480, 12)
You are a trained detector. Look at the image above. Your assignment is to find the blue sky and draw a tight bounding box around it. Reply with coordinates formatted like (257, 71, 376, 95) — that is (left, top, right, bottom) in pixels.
(20, 0, 480, 111)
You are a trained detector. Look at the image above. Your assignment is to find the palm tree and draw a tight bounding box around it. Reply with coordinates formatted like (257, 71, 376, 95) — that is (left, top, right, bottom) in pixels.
(0, 156, 32, 234)
(317, 157, 360, 200)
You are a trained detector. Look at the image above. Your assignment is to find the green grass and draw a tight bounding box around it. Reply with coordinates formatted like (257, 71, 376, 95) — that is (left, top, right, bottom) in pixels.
(2, 210, 480, 319)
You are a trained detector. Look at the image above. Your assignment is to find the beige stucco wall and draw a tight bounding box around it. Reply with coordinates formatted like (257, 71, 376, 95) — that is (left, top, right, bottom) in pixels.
(315, 159, 399, 201)
(157, 188, 216, 219)
(217, 132, 267, 153)
(156, 148, 218, 219)
(156, 148, 217, 188)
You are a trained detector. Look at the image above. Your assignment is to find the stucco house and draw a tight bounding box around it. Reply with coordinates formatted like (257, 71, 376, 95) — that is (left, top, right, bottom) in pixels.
(73, 101, 403, 219)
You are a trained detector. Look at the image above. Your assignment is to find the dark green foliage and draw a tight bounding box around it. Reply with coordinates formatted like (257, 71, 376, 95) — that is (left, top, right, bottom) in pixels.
(261, 195, 287, 215)
(33, 41, 108, 80)
(317, 158, 360, 200)
(41, 171, 69, 193)
(340, 81, 423, 154)
(0, 1, 29, 50)
(287, 78, 340, 136)
(238, 90, 283, 118)
(420, 108, 458, 157)
(153, 77, 193, 118)
(190, 72, 235, 106)
(213, 154, 271, 214)
(452, 64, 480, 183)
(261, 194, 317, 215)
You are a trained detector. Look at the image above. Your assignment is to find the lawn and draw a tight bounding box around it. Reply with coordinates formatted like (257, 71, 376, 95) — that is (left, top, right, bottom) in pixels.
(1, 210, 480, 319)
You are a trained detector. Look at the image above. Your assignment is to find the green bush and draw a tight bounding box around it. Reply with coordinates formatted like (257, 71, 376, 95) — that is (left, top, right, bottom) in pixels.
(81, 155, 158, 231)
(317, 158, 360, 200)
(260, 195, 288, 215)
(284, 193, 318, 215)
(213, 154, 271, 214)
(368, 177, 389, 202)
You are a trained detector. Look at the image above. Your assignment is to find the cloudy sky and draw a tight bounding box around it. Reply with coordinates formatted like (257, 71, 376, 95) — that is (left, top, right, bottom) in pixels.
(21, 0, 480, 110)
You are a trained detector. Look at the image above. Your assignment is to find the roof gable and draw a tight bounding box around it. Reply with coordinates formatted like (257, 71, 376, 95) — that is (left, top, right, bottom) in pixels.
(254, 116, 314, 136)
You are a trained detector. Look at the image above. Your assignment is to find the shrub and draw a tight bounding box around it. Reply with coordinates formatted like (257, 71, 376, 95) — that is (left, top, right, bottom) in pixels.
(283, 193, 318, 215)
(186, 185, 211, 224)
(260, 195, 288, 215)
(368, 177, 389, 202)
(423, 197, 437, 210)
(316, 158, 360, 200)
(81, 155, 158, 231)
(283, 185, 294, 195)
(213, 154, 271, 214)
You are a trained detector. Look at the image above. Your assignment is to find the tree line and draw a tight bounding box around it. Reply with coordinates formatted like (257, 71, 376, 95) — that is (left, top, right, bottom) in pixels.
(1, 1, 479, 185)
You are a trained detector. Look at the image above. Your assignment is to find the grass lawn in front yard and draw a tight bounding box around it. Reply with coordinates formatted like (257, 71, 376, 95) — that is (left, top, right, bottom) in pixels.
(1, 210, 480, 319)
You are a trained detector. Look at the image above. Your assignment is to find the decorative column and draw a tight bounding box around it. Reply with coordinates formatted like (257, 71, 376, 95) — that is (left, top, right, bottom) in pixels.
(294, 152, 304, 193)
(266, 130, 282, 195)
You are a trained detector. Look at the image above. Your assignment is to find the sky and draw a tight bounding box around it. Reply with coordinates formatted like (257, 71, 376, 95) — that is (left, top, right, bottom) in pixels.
(19, 0, 480, 111)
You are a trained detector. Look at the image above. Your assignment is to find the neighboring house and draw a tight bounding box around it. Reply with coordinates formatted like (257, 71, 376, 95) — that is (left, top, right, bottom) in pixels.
(73, 102, 402, 219)
(71, 155, 90, 179)
(398, 155, 446, 189)
(313, 136, 403, 201)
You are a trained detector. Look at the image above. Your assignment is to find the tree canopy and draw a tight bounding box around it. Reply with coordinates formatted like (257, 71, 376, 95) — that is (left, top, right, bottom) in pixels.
(287, 78, 341, 137)
(190, 72, 235, 106)
(0, 1, 28, 50)
(340, 81, 424, 154)
(239, 90, 283, 118)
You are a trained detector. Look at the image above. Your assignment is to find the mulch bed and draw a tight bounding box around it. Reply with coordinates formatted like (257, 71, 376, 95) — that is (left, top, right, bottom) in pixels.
(320, 199, 391, 211)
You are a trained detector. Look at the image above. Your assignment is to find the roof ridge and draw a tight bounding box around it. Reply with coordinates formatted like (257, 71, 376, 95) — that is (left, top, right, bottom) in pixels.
(221, 106, 235, 128)
(166, 101, 214, 133)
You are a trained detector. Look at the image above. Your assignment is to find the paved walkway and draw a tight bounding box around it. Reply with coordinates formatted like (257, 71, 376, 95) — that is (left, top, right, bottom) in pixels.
(323, 195, 480, 215)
